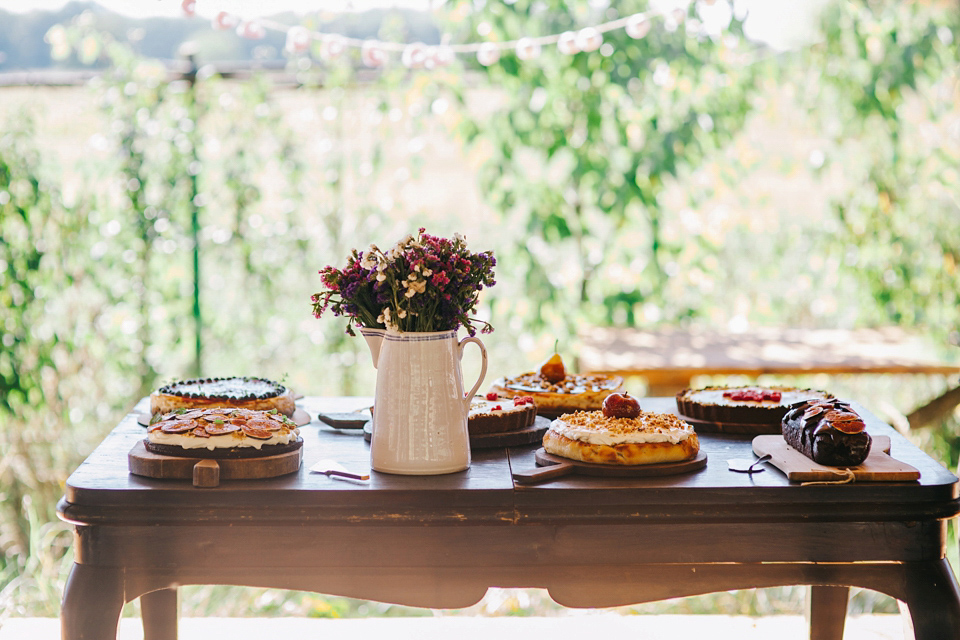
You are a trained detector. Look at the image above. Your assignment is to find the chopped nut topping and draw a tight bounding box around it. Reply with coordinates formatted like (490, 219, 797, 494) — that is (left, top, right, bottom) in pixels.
(506, 372, 620, 394)
(557, 410, 693, 435)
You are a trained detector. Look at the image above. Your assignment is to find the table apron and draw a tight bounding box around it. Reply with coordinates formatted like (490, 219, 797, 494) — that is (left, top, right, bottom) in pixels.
(72, 519, 947, 569)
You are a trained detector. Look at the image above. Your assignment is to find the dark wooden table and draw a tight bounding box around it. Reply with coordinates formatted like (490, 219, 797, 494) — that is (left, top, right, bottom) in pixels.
(58, 396, 960, 640)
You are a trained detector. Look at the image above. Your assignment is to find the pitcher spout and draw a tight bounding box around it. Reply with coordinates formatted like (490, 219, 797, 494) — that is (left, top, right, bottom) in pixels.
(359, 327, 385, 368)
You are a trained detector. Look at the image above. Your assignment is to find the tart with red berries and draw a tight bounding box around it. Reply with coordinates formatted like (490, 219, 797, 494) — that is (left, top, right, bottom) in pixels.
(469, 394, 538, 435)
(676, 385, 834, 430)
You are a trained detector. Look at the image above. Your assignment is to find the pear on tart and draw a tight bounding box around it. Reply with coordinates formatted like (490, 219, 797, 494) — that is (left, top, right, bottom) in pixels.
(489, 352, 623, 415)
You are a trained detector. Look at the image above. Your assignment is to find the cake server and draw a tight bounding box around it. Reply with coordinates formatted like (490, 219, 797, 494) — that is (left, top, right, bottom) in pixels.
(310, 458, 370, 481)
(727, 453, 772, 473)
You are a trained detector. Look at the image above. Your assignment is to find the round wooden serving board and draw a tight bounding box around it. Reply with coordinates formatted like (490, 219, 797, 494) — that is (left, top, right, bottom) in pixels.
(128, 440, 303, 487)
(512, 448, 708, 485)
(470, 415, 550, 449)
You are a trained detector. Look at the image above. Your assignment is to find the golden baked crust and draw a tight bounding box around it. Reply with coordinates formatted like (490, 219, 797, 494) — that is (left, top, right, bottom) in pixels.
(150, 377, 296, 417)
(543, 429, 700, 465)
(489, 372, 624, 411)
(542, 410, 699, 466)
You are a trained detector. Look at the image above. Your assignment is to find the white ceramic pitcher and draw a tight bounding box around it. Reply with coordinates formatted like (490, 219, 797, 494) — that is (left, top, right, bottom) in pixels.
(369, 328, 487, 475)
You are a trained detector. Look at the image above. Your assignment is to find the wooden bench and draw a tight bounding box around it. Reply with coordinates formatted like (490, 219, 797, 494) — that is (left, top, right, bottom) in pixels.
(578, 326, 960, 428)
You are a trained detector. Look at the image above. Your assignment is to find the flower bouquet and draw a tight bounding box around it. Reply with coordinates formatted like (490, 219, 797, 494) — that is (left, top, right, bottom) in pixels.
(311, 228, 496, 336)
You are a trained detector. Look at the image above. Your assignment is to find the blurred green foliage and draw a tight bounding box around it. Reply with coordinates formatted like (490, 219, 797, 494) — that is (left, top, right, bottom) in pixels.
(0, 117, 80, 615)
(806, 1, 959, 337)
(0, 0, 958, 622)
(450, 0, 763, 338)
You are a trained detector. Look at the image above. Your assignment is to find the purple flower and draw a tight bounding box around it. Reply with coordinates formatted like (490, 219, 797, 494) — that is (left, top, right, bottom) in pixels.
(311, 228, 496, 334)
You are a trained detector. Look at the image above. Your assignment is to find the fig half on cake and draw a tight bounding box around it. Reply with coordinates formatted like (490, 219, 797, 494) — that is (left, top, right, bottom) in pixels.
(781, 398, 872, 466)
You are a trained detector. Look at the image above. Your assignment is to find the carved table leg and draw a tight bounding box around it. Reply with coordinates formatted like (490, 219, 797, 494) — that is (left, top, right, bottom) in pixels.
(61, 563, 124, 640)
(808, 585, 848, 640)
(141, 587, 179, 640)
(898, 559, 960, 640)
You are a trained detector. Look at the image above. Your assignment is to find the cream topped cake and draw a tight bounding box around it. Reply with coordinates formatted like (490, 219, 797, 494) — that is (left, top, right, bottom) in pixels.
(468, 394, 537, 435)
(543, 410, 699, 466)
(146, 408, 301, 459)
(150, 376, 296, 417)
(676, 385, 833, 425)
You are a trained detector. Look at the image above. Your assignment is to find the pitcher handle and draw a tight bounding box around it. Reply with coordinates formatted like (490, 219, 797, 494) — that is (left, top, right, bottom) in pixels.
(458, 336, 488, 409)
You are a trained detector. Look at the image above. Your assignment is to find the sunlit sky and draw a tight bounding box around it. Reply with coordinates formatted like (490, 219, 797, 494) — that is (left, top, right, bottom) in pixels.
(0, 0, 830, 50)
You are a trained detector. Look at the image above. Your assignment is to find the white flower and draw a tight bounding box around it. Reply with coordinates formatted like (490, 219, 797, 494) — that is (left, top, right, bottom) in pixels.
(398, 309, 407, 319)
(376, 273, 386, 282)
(360, 253, 377, 269)
(414, 264, 421, 272)
(404, 279, 426, 298)
(454, 232, 466, 243)
(421, 268, 433, 277)
(408, 273, 418, 281)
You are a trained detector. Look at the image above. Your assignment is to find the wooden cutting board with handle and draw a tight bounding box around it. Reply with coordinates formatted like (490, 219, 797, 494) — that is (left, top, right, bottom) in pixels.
(512, 449, 708, 485)
(752, 435, 920, 483)
(128, 441, 302, 487)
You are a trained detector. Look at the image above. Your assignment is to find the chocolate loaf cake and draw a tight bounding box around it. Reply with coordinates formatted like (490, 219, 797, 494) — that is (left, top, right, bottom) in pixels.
(781, 399, 872, 466)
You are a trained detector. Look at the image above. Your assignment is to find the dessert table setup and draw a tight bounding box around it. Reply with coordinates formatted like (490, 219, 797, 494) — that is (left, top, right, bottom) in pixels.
(59, 392, 960, 640)
(57, 232, 960, 640)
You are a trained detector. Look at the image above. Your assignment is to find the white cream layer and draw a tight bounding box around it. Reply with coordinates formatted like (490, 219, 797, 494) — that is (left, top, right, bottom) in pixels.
(469, 399, 531, 417)
(147, 428, 299, 450)
(549, 417, 693, 446)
